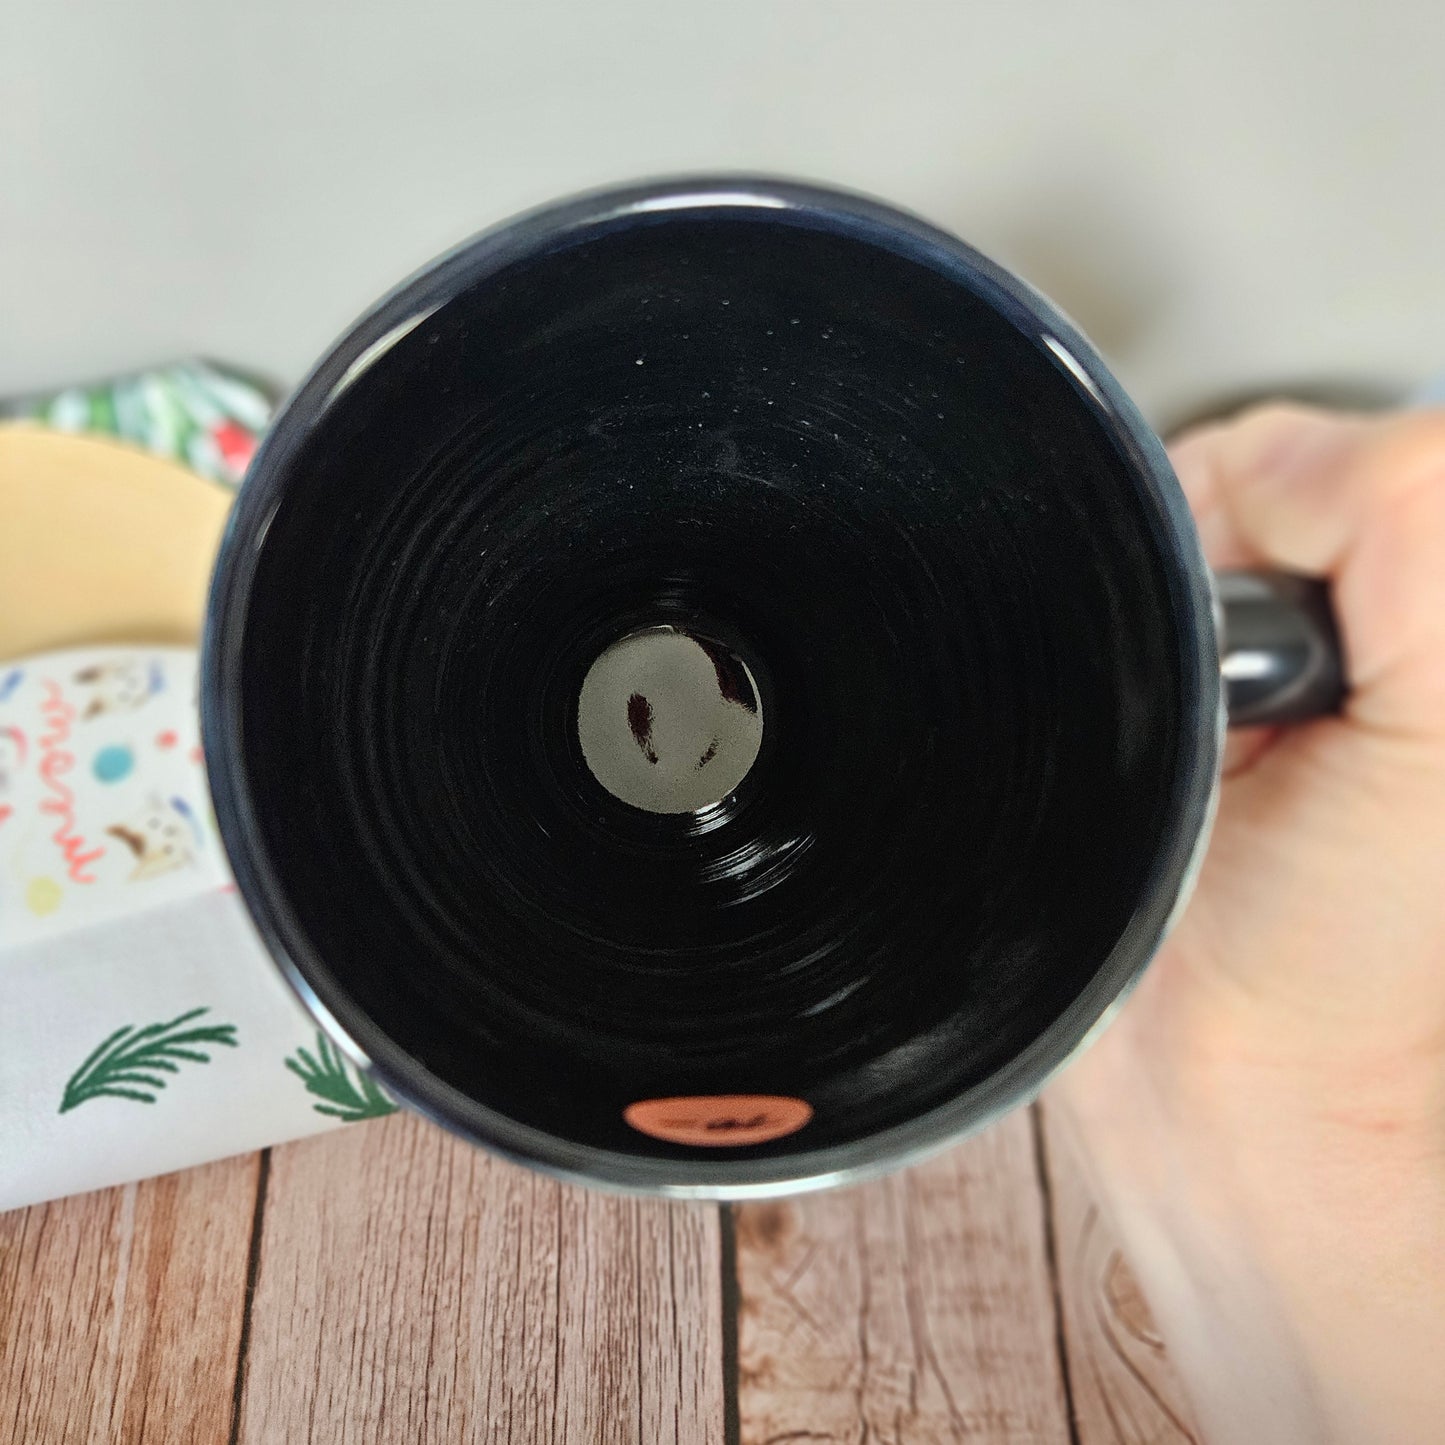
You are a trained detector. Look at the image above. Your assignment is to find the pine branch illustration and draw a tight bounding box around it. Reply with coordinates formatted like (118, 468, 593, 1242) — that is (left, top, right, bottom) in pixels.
(285, 1032, 398, 1122)
(59, 1007, 239, 1113)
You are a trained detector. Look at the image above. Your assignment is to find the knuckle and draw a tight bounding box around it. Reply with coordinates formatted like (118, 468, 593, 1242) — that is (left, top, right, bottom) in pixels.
(1230, 399, 1330, 435)
(1373, 411, 1445, 482)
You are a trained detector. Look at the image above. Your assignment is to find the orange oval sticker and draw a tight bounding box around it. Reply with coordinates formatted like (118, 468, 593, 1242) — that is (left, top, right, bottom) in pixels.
(624, 1095, 813, 1147)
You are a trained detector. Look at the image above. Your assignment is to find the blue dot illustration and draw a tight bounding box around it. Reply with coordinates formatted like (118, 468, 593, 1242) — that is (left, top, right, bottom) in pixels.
(93, 745, 135, 783)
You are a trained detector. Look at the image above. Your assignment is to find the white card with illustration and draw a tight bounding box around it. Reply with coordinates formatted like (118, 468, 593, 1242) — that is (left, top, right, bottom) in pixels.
(0, 643, 401, 1211)
(0, 646, 230, 949)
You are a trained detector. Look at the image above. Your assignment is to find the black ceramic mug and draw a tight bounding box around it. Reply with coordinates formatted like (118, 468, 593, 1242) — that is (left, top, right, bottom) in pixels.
(203, 178, 1344, 1197)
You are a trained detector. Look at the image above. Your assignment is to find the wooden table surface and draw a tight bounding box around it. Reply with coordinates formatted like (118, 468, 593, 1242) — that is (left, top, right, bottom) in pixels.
(0, 1100, 1198, 1444)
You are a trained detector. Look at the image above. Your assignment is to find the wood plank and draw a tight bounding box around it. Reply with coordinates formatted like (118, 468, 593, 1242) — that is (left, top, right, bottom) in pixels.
(237, 1109, 724, 1445)
(1036, 1101, 1198, 1444)
(0, 1152, 261, 1445)
(734, 1108, 1072, 1444)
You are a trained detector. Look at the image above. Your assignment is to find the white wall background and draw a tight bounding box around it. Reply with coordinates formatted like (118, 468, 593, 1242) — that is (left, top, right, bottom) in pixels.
(4, 1, 1442, 425)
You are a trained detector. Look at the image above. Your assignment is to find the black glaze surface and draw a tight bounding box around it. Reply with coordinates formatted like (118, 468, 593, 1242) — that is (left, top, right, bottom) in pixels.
(208, 184, 1214, 1189)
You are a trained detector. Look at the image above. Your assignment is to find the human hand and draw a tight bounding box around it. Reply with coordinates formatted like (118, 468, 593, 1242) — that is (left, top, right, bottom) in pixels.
(1050, 404, 1445, 1444)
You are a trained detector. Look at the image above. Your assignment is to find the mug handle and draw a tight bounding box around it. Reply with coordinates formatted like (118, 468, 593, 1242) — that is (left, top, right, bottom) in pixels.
(1216, 571, 1347, 726)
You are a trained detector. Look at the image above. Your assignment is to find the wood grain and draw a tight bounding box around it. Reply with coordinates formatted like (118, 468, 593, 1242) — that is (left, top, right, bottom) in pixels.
(1037, 1102, 1198, 1444)
(0, 1098, 1205, 1443)
(236, 1110, 723, 1445)
(0, 1152, 260, 1445)
(733, 1109, 1072, 1444)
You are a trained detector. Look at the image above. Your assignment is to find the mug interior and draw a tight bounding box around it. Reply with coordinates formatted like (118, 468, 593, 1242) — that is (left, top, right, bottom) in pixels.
(222, 198, 1191, 1177)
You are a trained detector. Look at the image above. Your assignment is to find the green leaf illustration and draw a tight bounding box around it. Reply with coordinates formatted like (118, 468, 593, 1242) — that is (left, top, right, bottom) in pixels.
(285, 1032, 398, 1122)
(60, 1007, 239, 1113)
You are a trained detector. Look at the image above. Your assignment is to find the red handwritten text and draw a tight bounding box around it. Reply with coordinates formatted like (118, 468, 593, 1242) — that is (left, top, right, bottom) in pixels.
(38, 680, 103, 884)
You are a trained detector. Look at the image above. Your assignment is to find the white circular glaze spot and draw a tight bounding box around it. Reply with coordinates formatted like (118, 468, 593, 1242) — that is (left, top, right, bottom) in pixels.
(577, 627, 763, 814)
